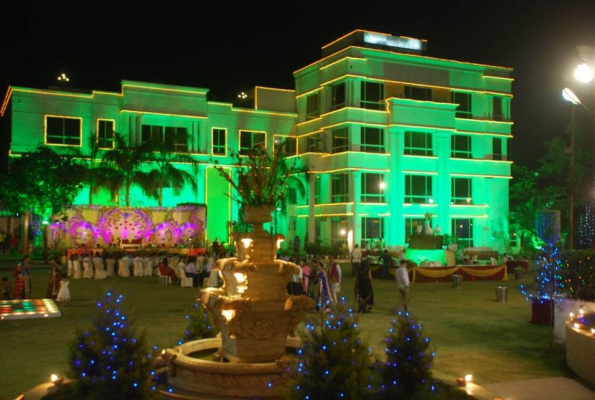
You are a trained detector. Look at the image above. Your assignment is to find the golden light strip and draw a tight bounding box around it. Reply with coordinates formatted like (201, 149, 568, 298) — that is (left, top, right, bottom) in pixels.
(44, 114, 83, 148)
(403, 155, 439, 160)
(450, 173, 512, 179)
(385, 96, 458, 107)
(483, 75, 515, 81)
(321, 120, 388, 131)
(255, 86, 295, 93)
(319, 56, 367, 71)
(318, 213, 354, 217)
(308, 167, 390, 174)
(297, 151, 330, 157)
(0, 86, 13, 117)
(389, 123, 454, 132)
(297, 130, 324, 138)
(321, 151, 391, 158)
(456, 117, 513, 125)
(211, 127, 228, 158)
(121, 110, 207, 119)
(122, 83, 208, 95)
(297, 117, 322, 126)
(451, 215, 489, 219)
(455, 130, 513, 138)
(402, 170, 439, 175)
(297, 202, 354, 208)
(318, 73, 513, 97)
(320, 106, 388, 118)
(451, 204, 489, 208)
(208, 101, 298, 117)
(294, 47, 352, 74)
(295, 87, 323, 100)
(451, 157, 512, 164)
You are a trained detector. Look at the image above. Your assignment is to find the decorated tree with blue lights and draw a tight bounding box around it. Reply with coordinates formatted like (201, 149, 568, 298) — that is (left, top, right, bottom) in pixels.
(286, 302, 371, 400)
(379, 312, 435, 399)
(66, 291, 154, 399)
(180, 300, 219, 344)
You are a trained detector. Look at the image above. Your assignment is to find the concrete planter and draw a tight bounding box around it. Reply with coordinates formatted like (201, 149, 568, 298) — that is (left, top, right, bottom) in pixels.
(565, 321, 595, 385)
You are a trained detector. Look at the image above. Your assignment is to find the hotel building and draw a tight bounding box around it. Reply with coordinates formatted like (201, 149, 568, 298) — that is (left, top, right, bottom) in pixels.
(0, 30, 513, 251)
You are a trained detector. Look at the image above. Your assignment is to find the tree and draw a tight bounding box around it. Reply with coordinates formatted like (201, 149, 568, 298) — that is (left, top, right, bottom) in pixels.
(285, 303, 372, 400)
(380, 313, 435, 399)
(99, 133, 154, 206)
(65, 291, 154, 399)
(143, 130, 198, 207)
(180, 301, 219, 344)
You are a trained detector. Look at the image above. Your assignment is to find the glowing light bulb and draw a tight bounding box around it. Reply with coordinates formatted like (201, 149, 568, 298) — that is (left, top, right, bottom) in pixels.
(579, 308, 585, 315)
(51, 374, 58, 382)
(221, 309, 236, 321)
(573, 323, 580, 329)
(575, 63, 594, 83)
(234, 272, 247, 284)
(569, 312, 575, 319)
(379, 182, 386, 190)
(241, 238, 252, 249)
(465, 374, 473, 383)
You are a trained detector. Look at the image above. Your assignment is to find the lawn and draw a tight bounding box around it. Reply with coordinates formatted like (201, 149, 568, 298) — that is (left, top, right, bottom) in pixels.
(0, 261, 571, 400)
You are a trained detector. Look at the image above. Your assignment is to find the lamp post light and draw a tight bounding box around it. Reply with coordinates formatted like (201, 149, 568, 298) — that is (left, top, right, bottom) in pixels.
(562, 88, 582, 249)
(573, 62, 595, 166)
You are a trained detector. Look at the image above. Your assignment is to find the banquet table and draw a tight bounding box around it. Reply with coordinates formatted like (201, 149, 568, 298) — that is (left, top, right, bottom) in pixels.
(411, 265, 508, 283)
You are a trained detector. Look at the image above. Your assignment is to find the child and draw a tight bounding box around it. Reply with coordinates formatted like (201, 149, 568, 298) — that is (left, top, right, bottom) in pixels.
(2, 276, 12, 300)
(56, 273, 70, 303)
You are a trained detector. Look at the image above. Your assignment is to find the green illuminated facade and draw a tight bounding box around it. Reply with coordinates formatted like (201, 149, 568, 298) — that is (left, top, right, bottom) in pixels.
(1, 30, 513, 251)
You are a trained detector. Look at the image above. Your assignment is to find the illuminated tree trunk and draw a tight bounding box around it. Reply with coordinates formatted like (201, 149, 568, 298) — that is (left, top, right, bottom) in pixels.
(22, 212, 29, 256)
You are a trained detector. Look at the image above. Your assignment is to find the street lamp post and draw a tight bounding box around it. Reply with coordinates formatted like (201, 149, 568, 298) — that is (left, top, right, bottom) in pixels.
(574, 62, 594, 166)
(562, 88, 582, 249)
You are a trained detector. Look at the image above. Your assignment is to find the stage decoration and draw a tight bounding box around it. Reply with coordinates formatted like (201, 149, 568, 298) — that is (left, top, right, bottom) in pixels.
(0, 299, 61, 320)
(48, 205, 205, 249)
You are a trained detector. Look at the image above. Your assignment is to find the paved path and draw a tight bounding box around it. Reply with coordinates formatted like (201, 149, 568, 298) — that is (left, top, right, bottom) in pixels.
(483, 377, 595, 400)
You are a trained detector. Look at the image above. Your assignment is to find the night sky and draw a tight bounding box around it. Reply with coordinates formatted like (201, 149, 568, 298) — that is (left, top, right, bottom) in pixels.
(2, 1, 594, 169)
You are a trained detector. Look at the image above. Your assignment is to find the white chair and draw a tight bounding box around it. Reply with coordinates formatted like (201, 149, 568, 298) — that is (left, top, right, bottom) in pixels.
(133, 259, 144, 277)
(105, 259, 115, 277)
(143, 259, 153, 276)
(158, 267, 171, 285)
(490, 257, 497, 266)
(67, 259, 74, 277)
(83, 260, 95, 279)
(93, 259, 107, 279)
(73, 260, 82, 279)
(178, 269, 194, 288)
(118, 259, 130, 277)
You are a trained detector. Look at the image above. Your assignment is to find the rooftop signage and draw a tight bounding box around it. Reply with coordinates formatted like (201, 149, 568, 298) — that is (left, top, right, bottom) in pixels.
(363, 32, 423, 51)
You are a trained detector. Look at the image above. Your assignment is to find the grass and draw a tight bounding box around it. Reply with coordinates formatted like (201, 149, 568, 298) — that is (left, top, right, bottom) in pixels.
(0, 261, 571, 400)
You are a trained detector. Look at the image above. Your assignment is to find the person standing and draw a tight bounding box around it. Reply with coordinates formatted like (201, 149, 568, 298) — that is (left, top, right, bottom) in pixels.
(45, 257, 62, 299)
(329, 256, 342, 303)
(293, 236, 301, 257)
(2, 276, 12, 299)
(381, 250, 393, 279)
(392, 260, 410, 314)
(185, 257, 199, 287)
(355, 257, 374, 313)
(351, 244, 362, 277)
(56, 273, 70, 304)
(287, 260, 304, 295)
(212, 239, 220, 258)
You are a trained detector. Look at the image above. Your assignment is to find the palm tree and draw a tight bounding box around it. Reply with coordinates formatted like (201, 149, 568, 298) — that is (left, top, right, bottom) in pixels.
(143, 129, 198, 206)
(100, 133, 154, 206)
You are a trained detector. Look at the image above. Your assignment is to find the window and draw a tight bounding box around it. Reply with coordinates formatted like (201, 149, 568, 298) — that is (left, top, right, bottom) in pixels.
(451, 91, 472, 119)
(307, 133, 325, 153)
(493, 97, 504, 121)
(314, 176, 321, 203)
(45, 116, 81, 146)
(405, 218, 426, 236)
(362, 217, 385, 245)
(212, 128, 226, 156)
(452, 218, 473, 248)
(97, 119, 114, 149)
(493, 138, 504, 160)
(331, 173, 349, 203)
(451, 135, 472, 158)
(404, 86, 432, 101)
(141, 125, 188, 152)
(361, 81, 384, 110)
(405, 175, 433, 204)
(332, 128, 349, 153)
(331, 82, 346, 110)
(361, 173, 385, 203)
(274, 136, 297, 156)
(451, 178, 472, 204)
(306, 93, 321, 119)
(288, 187, 298, 205)
(239, 131, 266, 155)
(404, 131, 433, 156)
(361, 127, 385, 153)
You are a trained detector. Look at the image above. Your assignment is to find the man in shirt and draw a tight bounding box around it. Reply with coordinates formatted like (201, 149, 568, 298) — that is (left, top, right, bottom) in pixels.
(381, 249, 394, 279)
(185, 257, 199, 287)
(329, 256, 342, 303)
(392, 260, 410, 314)
(351, 244, 362, 278)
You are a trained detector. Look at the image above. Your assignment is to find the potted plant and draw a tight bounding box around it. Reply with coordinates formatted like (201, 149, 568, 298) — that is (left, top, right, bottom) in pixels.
(213, 144, 302, 224)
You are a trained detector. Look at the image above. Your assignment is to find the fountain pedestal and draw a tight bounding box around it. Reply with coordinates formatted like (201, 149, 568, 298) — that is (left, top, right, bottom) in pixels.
(162, 205, 314, 399)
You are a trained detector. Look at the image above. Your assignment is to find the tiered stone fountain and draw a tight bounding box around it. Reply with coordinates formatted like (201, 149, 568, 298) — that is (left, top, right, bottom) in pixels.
(161, 206, 314, 399)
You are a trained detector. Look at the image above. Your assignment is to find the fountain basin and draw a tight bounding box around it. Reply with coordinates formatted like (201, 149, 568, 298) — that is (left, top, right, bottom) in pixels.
(162, 336, 301, 399)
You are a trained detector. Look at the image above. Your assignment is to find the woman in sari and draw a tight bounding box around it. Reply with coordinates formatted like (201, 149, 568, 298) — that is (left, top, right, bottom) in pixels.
(45, 258, 62, 299)
(316, 260, 332, 312)
(355, 257, 374, 313)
